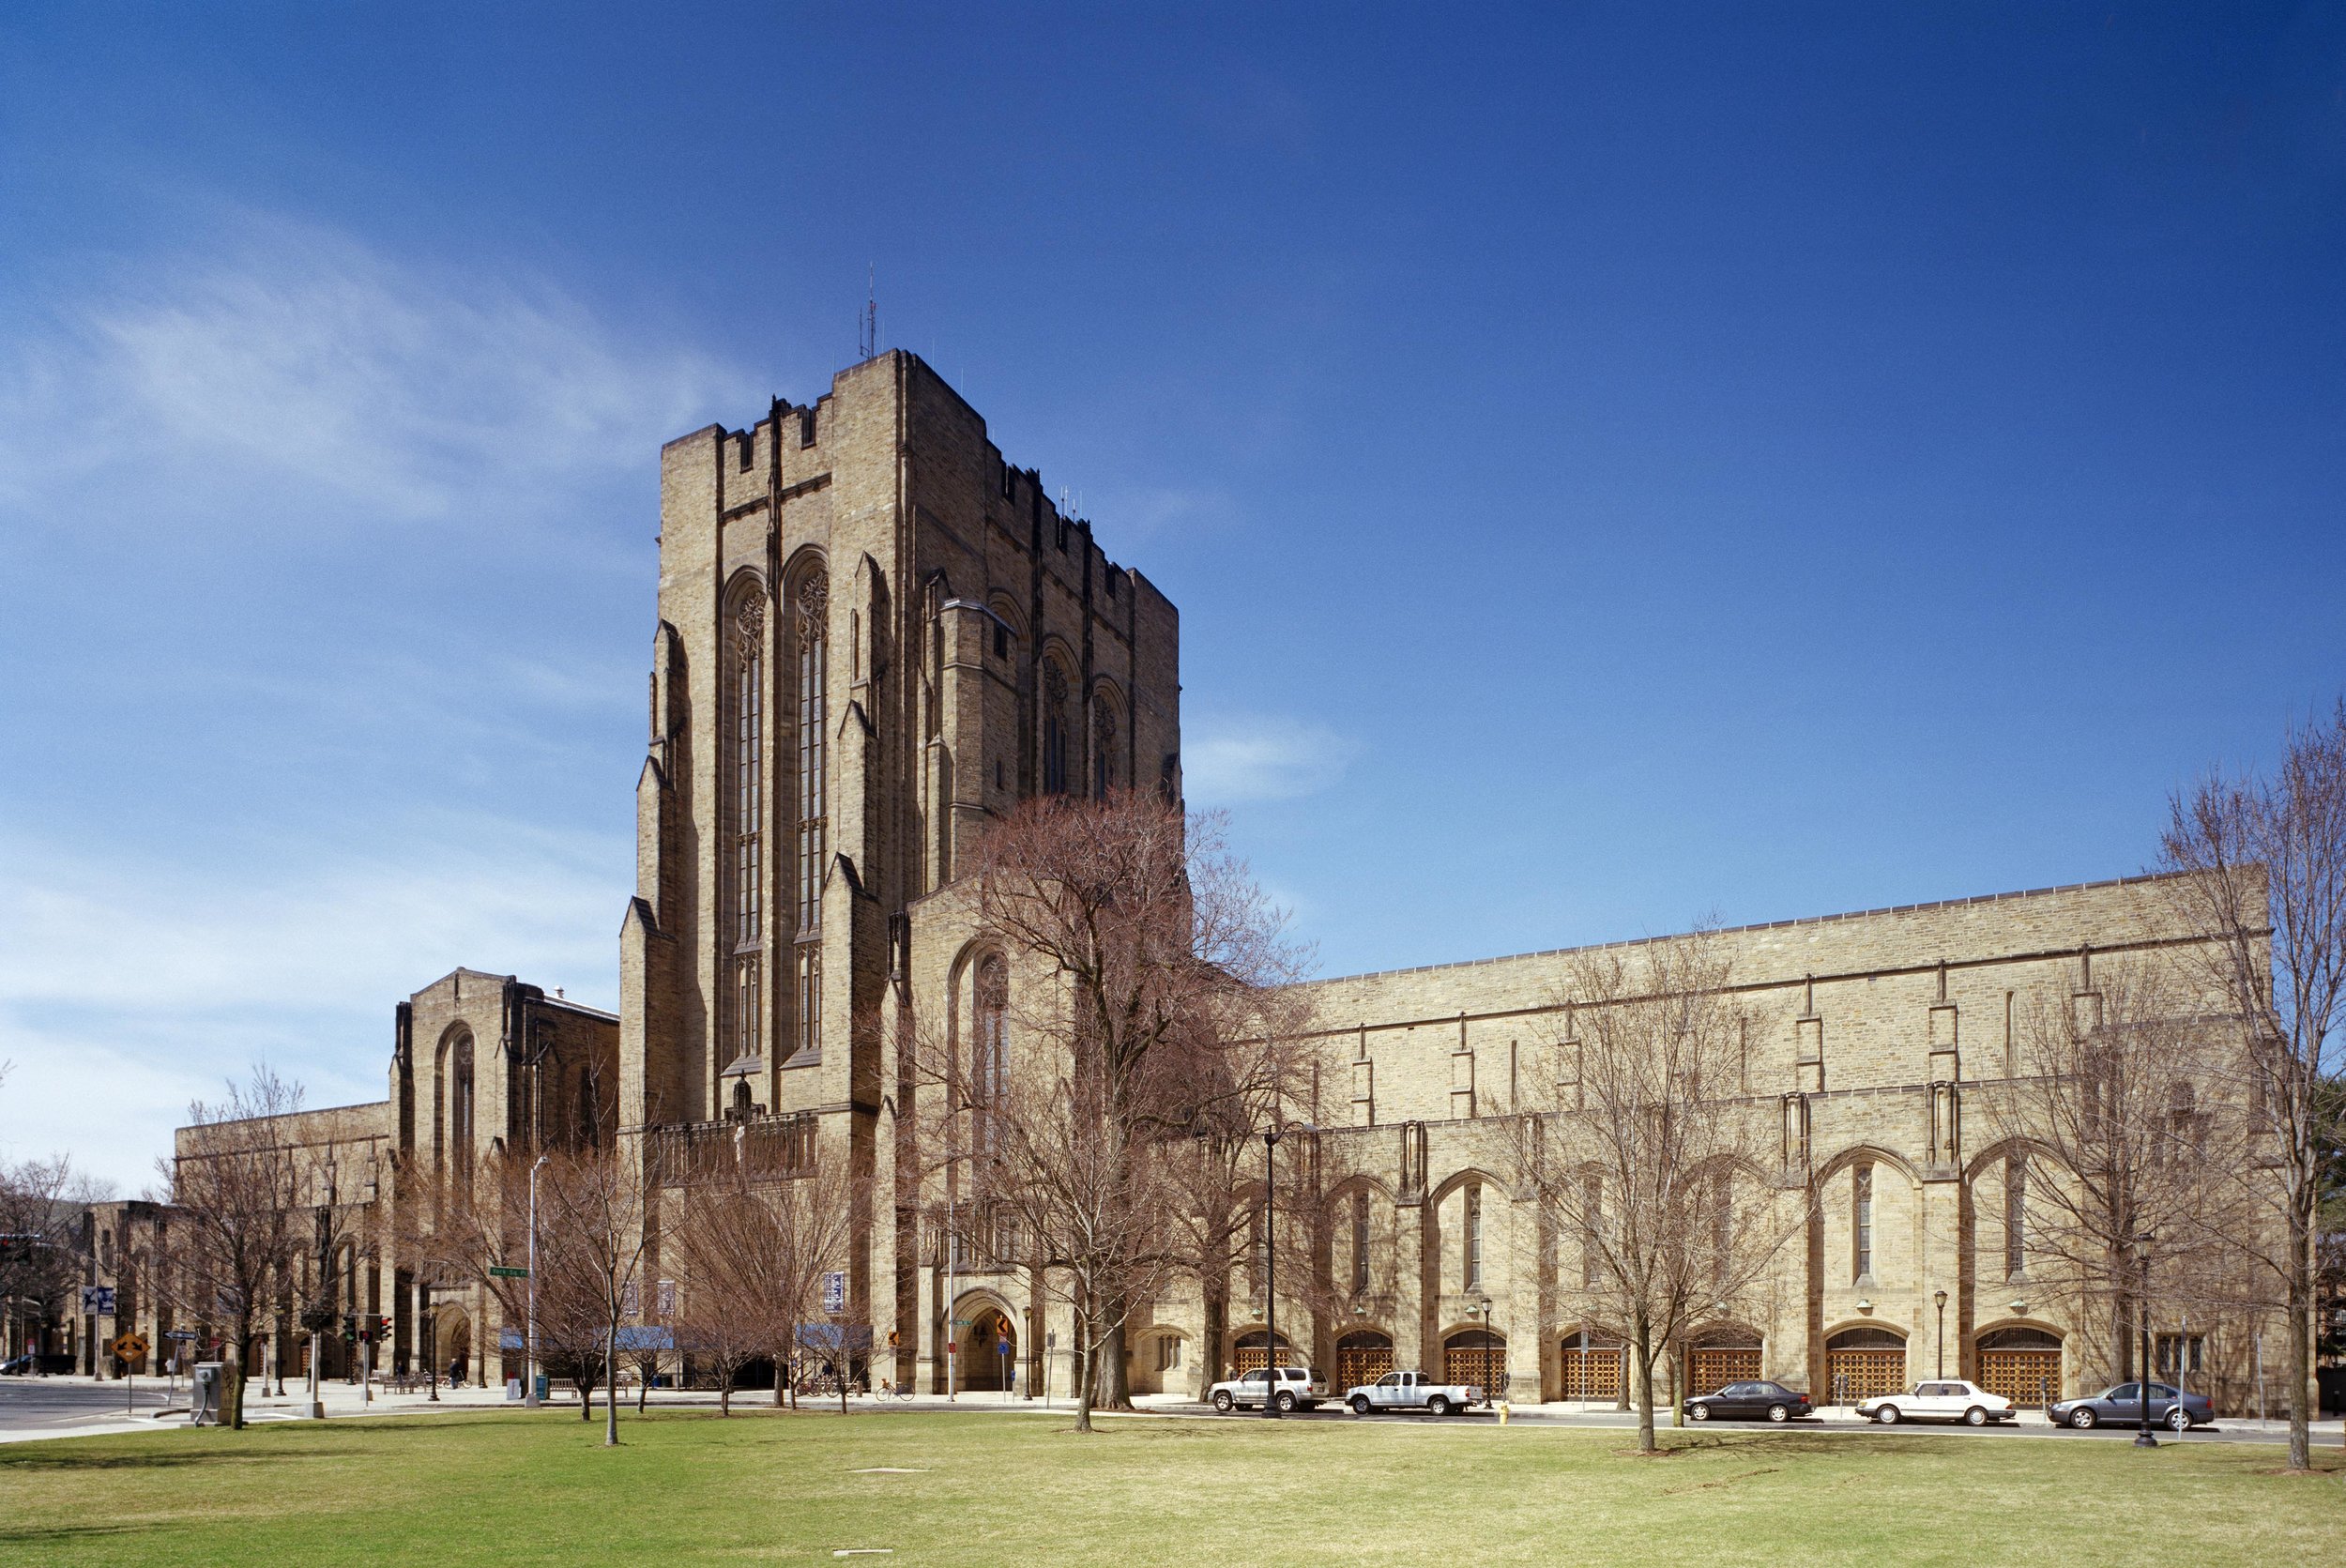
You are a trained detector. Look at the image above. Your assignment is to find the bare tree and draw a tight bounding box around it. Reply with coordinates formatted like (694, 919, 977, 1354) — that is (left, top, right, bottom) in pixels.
(669, 1159, 856, 1415)
(0, 1154, 104, 1368)
(921, 791, 1305, 1431)
(159, 1067, 307, 1429)
(536, 1145, 650, 1445)
(1978, 959, 2247, 1390)
(2160, 698, 2346, 1470)
(1496, 933, 1803, 1454)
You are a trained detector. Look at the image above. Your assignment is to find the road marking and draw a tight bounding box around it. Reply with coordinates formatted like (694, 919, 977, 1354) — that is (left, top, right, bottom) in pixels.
(848, 1467, 929, 1474)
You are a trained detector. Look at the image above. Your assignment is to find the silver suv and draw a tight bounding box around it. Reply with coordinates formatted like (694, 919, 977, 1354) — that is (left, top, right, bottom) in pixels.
(1207, 1365, 1328, 1412)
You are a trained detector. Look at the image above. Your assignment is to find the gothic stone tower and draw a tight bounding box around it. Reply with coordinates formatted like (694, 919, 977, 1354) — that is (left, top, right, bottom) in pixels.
(621, 349, 1180, 1348)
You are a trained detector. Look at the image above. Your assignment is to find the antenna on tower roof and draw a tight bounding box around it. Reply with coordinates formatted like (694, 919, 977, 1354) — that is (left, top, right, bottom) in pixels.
(860, 266, 878, 361)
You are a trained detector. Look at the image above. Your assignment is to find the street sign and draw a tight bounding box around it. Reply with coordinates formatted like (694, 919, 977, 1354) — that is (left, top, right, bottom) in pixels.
(822, 1271, 846, 1315)
(113, 1333, 148, 1362)
(81, 1286, 116, 1315)
(164, 1328, 199, 1341)
(488, 1265, 529, 1279)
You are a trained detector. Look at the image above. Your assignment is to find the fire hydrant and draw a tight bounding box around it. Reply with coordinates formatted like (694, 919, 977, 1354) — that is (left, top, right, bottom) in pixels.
(1498, 1400, 1512, 1425)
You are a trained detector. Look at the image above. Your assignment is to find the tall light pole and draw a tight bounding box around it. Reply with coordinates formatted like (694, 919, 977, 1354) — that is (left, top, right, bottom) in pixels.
(525, 1152, 548, 1408)
(1933, 1289, 1948, 1378)
(2133, 1241, 2157, 1448)
(1259, 1119, 1317, 1420)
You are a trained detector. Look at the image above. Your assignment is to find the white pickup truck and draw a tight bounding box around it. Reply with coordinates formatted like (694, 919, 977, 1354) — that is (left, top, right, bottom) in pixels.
(1346, 1369, 1485, 1416)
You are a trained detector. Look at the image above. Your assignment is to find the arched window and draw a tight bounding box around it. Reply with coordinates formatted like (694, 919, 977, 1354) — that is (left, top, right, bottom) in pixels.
(1851, 1163, 1874, 1282)
(2003, 1155, 2028, 1280)
(793, 573, 829, 1058)
(1041, 662, 1069, 796)
(971, 957, 1009, 1164)
(1350, 1189, 1370, 1296)
(1463, 1183, 1484, 1292)
(450, 1035, 475, 1195)
(1091, 693, 1118, 799)
(727, 589, 765, 1074)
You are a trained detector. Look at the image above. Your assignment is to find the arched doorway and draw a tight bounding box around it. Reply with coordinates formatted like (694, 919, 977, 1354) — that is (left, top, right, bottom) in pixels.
(1128, 1330, 1188, 1395)
(1976, 1326, 2063, 1407)
(1443, 1329, 1506, 1394)
(959, 1304, 1018, 1393)
(1559, 1328, 1625, 1402)
(1690, 1326, 1763, 1393)
(1825, 1326, 1907, 1403)
(1230, 1329, 1297, 1376)
(438, 1306, 473, 1386)
(1334, 1331, 1394, 1393)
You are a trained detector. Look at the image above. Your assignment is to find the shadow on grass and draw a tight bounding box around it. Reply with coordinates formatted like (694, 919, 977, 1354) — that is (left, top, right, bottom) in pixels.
(0, 1521, 145, 1548)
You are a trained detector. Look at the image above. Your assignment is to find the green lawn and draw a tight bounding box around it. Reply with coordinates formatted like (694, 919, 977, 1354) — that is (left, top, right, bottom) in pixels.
(1, 1408, 2338, 1567)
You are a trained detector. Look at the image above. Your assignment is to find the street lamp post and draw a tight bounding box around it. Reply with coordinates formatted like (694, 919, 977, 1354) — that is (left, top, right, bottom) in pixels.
(525, 1153, 548, 1408)
(1261, 1124, 1282, 1419)
(1478, 1297, 1496, 1404)
(1259, 1119, 1318, 1420)
(2133, 1241, 2156, 1449)
(423, 1283, 438, 1404)
(1933, 1289, 1948, 1379)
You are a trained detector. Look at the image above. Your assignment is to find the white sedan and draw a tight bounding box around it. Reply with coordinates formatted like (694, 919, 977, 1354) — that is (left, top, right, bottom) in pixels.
(1857, 1379, 2017, 1426)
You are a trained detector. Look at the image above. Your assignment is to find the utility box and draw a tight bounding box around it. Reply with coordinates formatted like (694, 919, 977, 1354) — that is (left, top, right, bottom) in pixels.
(190, 1362, 223, 1426)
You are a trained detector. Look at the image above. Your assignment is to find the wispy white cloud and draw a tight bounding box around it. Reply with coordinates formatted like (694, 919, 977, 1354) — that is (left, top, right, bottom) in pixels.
(0, 819, 623, 1190)
(0, 211, 758, 528)
(1184, 713, 1359, 803)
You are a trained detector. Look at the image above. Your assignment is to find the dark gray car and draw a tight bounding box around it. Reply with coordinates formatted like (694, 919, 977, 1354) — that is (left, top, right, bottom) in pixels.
(2048, 1382, 2214, 1431)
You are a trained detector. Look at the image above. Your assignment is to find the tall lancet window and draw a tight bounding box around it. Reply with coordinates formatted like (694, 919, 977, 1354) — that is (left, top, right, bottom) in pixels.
(793, 574, 829, 1057)
(1091, 694, 1118, 799)
(1042, 662, 1069, 795)
(728, 593, 765, 1072)
(450, 1036, 475, 1196)
(973, 954, 1008, 1162)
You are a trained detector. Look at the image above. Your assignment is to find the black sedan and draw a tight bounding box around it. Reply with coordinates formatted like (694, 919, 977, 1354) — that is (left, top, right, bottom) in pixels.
(1683, 1380, 1814, 1423)
(2048, 1382, 2215, 1431)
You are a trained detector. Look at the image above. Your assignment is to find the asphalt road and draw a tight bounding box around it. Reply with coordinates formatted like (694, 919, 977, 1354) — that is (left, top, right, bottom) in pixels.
(0, 1376, 175, 1437)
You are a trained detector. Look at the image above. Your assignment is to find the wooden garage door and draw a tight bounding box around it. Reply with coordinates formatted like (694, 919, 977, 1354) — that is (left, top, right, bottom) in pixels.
(1978, 1349, 2062, 1407)
(1561, 1345, 1623, 1400)
(1334, 1335, 1393, 1393)
(1828, 1348, 1907, 1402)
(1692, 1347, 1762, 1393)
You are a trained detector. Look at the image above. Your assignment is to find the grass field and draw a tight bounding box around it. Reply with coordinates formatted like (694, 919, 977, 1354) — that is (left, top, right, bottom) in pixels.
(1, 1408, 2339, 1567)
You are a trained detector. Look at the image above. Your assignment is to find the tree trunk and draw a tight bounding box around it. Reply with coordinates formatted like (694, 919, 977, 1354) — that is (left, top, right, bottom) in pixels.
(1201, 1285, 1226, 1399)
(719, 1373, 731, 1416)
(1093, 1317, 1132, 1409)
(225, 1320, 250, 1430)
(1632, 1317, 1656, 1454)
(603, 1324, 619, 1446)
(2287, 1207, 2312, 1471)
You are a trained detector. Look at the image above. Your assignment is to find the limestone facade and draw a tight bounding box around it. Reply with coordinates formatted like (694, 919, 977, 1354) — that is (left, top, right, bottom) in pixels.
(143, 351, 2281, 1413)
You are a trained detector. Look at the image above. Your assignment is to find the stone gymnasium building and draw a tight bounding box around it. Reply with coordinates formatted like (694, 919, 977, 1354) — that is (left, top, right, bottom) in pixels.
(76, 350, 2277, 1412)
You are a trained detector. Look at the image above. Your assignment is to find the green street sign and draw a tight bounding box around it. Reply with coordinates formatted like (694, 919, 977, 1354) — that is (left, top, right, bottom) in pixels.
(488, 1266, 529, 1279)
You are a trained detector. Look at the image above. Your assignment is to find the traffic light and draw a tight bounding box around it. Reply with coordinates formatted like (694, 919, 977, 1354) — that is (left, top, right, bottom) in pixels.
(376, 1316, 393, 1342)
(341, 1315, 358, 1345)
(0, 1234, 34, 1264)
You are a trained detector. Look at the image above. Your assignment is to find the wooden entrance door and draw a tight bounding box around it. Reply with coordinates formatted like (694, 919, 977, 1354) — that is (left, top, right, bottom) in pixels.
(1442, 1331, 1505, 1395)
(1232, 1333, 1296, 1375)
(1334, 1333, 1393, 1393)
(1691, 1346, 1762, 1393)
(1978, 1348, 2062, 1406)
(1561, 1343, 1623, 1400)
(1827, 1348, 1906, 1402)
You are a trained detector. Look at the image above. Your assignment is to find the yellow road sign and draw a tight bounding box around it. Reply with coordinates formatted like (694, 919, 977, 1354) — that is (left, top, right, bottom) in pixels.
(113, 1332, 148, 1362)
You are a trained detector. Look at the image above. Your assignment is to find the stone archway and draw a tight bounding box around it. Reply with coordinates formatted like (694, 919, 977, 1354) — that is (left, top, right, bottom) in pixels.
(436, 1304, 474, 1386)
(957, 1301, 1018, 1393)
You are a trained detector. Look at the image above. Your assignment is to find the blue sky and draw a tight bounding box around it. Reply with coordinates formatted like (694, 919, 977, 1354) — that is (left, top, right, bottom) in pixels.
(2, 4, 2341, 1188)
